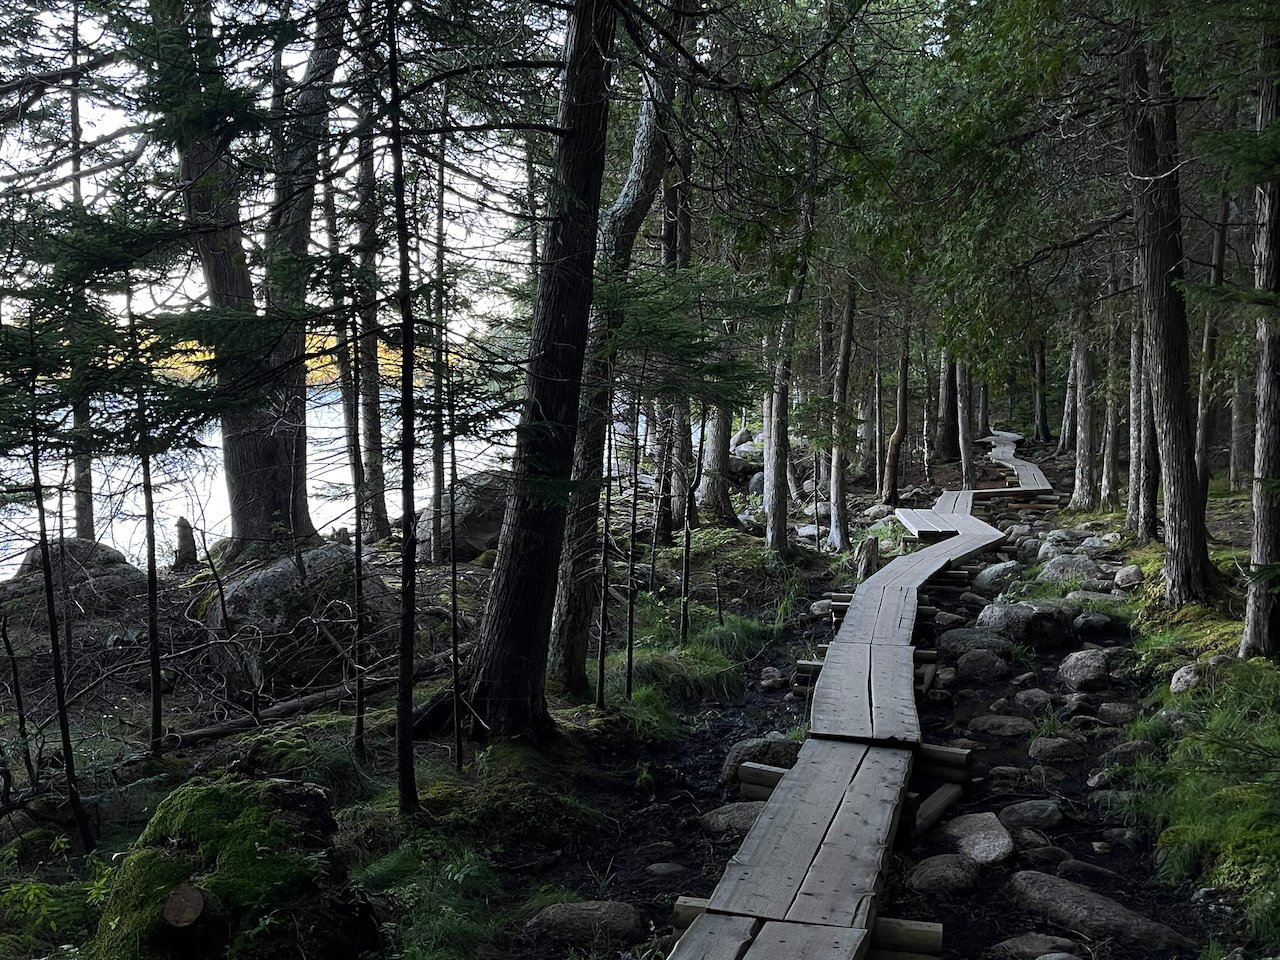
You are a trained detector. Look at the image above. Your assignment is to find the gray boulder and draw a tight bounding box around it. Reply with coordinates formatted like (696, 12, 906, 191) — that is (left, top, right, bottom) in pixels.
(1028, 737, 1086, 761)
(417, 470, 509, 562)
(957, 649, 1009, 684)
(864, 503, 895, 521)
(976, 601, 1076, 649)
(526, 901, 639, 943)
(1007, 871, 1195, 954)
(720, 736, 802, 783)
(939, 628, 1014, 659)
(973, 560, 1024, 597)
(747, 471, 766, 496)
(701, 801, 765, 836)
(1096, 701, 1139, 726)
(729, 426, 753, 448)
(998, 799, 1064, 830)
(991, 934, 1080, 959)
(1037, 554, 1104, 585)
(206, 543, 399, 692)
(970, 715, 1035, 738)
(1058, 649, 1110, 691)
(909, 854, 979, 893)
(1114, 564, 1146, 589)
(939, 812, 1014, 865)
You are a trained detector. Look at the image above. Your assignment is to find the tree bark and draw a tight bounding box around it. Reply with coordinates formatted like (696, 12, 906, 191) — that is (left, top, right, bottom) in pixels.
(977, 381, 990, 439)
(826, 276, 856, 550)
(547, 55, 674, 694)
(880, 327, 909, 504)
(1100, 314, 1123, 508)
(1241, 33, 1280, 657)
(1068, 317, 1098, 510)
(1032, 338, 1053, 443)
(697, 403, 739, 523)
(466, 0, 616, 735)
(933, 349, 959, 460)
(1123, 39, 1213, 604)
(1231, 364, 1255, 490)
(1056, 338, 1078, 456)
(956, 361, 975, 488)
(1195, 187, 1230, 497)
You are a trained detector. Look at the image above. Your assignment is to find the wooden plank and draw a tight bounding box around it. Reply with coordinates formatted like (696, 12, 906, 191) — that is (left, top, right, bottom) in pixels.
(669, 913, 760, 960)
(911, 782, 964, 838)
(708, 739, 871, 921)
(786, 747, 912, 928)
(809, 642, 872, 740)
(870, 646, 919, 743)
(871, 918, 943, 954)
(743, 921, 868, 960)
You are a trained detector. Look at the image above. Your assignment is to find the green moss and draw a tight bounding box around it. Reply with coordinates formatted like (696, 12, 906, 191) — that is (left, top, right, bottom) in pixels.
(92, 777, 367, 960)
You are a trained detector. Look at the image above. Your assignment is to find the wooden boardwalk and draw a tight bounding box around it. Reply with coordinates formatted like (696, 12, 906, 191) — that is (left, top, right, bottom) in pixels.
(669, 432, 1052, 960)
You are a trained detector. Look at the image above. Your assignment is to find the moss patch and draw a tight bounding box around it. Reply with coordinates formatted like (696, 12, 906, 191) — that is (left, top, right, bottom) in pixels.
(92, 777, 375, 960)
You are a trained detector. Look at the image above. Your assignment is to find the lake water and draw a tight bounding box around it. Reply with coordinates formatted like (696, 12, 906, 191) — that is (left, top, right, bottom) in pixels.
(0, 390, 508, 578)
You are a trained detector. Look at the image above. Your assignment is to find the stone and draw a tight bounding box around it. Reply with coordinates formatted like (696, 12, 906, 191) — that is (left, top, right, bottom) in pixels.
(934, 611, 967, 631)
(206, 543, 399, 692)
(970, 715, 1035, 737)
(1058, 649, 1110, 691)
(1035, 954, 1086, 960)
(1065, 590, 1121, 603)
(700, 801, 765, 835)
(1007, 871, 1195, 954)
(999, 799, 1064, 830)
(1103, 740, 1157, 764)
(991, 933, 1080, 959)
(864, 503, 895, 520)
(729, 426, 753, 448)
(810, 599, 834, 616)
(1114, 564, 1146, 589)
(1028, 737, 1086, 762)
(939, 628, 1014, 659)
(794, 524, 820, 542)
(173, 517, 197, 570)
(976, 600, 1076, 649)
(1037, 554, 1104, 585)
(1101, 827, 1143, 850)
(1072, 612, 1115, 645)
(720, 738, 802, 783)
(1037, 543, 1069, 562)
(1089, 790, 1135, 810)
(416, 469, 510, 562)
(939, 812, 1014, 865)
(1074, 536, 1111, 558)
(1170, 663, 1203, 694)
(1023, 846, 1073, 867)
(974, 560, 1024, 597)
(758, 667, 787, 691)
(1056, 859, 1124, 886)
(526, 901, 639, 943)
(747, 471, 766, 495)
(645, 862, 687, 877)
(908, 854, 979, 894)
(1014, 688, 1053, 713)
(957, 649, 1010, 684)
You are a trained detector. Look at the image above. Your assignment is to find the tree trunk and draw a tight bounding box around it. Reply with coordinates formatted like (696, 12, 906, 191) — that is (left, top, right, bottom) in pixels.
(826, 277, 856, 550)
(956, 361, 975, 488)
(1195, 187, 1230, 497)
(1100, 315, 1123, 508)
(697, 403, 739, 524)
(1032, 338, 1053, 443)
(150, 0, 346, 555)
(977, 381, 991, 438)
(1056, 338, 1078, 456)
(1123, 39, 1213, 604)
(1231, 365, 1255, 490)
(670, 398, 695, 525)
(1241, 33, 1280, 658)
(355, 118, 392, 541)
(880, 327, 910, 504)
(1139, 376, 1161, 541)
(1125, 305, 1145, 530)
(429, 88, 449, 565)
(1069, 319, 1098, 510)
(466, 0, 616, 735)
(933, 350, 959, 460)
(547, 53, 673, 694)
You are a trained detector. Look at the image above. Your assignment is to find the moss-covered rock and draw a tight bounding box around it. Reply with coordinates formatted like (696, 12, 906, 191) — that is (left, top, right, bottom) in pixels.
(91, 776, 377, 960)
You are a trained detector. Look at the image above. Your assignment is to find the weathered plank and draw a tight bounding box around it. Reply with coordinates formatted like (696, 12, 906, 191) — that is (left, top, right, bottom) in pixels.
(809, 643, 872, 740)
(743, 921, 868, 960)
(708, 739, 871, 920)
(669, 913, 761, 960)
(786, 747, 912, 928)
(870, 646, 919, 742)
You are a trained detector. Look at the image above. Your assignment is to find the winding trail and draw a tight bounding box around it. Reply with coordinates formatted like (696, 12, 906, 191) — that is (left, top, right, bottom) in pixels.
(669, 431, 1053, 960)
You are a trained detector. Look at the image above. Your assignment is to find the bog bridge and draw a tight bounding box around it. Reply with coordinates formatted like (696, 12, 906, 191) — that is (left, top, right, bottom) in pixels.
(668, 431, 1054, 960)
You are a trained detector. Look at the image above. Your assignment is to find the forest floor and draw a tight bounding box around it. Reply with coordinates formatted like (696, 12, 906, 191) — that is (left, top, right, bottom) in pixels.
(0, 448, 1269, 960)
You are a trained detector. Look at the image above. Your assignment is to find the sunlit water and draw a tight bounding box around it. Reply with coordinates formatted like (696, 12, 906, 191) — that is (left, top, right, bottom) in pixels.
(0, 390, 508, 579)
